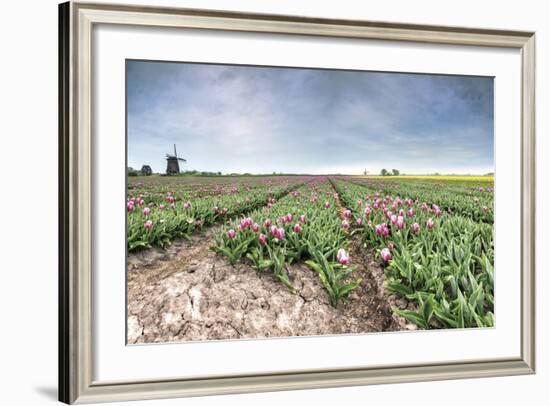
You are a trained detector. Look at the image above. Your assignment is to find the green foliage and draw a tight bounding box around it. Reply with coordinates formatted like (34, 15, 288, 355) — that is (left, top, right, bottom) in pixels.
(305, 247, 361, 307)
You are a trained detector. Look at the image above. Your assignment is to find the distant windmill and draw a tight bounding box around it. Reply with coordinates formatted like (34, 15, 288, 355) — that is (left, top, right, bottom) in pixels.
(165, 144, 186, 175)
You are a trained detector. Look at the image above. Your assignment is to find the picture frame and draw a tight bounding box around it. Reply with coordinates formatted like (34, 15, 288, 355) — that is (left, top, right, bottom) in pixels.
(58, 1, 536, 404)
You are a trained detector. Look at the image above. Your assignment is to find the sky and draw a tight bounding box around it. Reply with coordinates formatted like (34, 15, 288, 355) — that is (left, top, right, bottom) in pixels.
(127, 60, 494, 175)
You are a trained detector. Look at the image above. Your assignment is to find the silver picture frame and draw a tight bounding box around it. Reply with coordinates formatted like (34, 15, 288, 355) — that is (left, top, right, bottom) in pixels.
(58, 1, 536, 403)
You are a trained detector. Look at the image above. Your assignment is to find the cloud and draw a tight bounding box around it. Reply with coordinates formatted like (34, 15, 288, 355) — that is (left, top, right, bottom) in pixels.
(127, 61, 494, 175)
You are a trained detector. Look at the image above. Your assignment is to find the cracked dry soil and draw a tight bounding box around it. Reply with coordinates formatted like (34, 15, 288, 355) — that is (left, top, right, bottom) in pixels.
(127, 227, 410, 344)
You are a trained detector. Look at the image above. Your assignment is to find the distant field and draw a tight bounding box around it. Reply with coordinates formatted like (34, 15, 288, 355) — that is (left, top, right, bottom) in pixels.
(355, 175, 494, 183)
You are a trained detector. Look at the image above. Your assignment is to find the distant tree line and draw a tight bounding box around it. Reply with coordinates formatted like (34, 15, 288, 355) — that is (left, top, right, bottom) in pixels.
(380, 169, 401, 176)
(128, 166, 153, 176)
(178, 170, 223, 177)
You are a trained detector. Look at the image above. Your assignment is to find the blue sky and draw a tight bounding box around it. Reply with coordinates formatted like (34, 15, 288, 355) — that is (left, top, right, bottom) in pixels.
(127, 60, 494, 175)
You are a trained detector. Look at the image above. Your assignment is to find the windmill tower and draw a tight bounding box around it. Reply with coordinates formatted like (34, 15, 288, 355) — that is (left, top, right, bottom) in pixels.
(165, 144, 186, 175)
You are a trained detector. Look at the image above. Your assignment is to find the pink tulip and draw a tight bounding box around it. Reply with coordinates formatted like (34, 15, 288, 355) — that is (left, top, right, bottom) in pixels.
(483, 206, 489, 213)
(236, 224, 243, 231)
(143, 207, 151, 217)
(271, 225, 278, 237)
(337, 248, 350, 265)
(183, 202, 191, 209)
(170, 203, 175, 210)
(380, 248, 392, 262)
(341, 220, 350, 230)
(375, 223, 389, 236)
(258, 233, 267, 245)
(144, 220, 153, 231)
(159, 204, 165, 210)
(286, 213, 293, 222)
(127, 202, 134, 212)
(293, 223, 302, 233)
(407, 208, 414, 217)
(390, 214, 397, 225)
(227, 229, 236, 239)
(240, 217, 252, 229)
(421, 203, 428, 212)
(252, 223, 260, 232)
(324, 201, 330, 209)
(356, 218, 363, 226)
(364, 207, 371, 216)
(411, 222, 420, 233)
(276, 227, 285, 241)
(426, 218, 434, 229)
(388, 242, 395, 250)
(299, 214, 306, 224)
(396, 216, 405, 230)
(343, 209, 352, 218)
(138, 199, 145, 206)
(264, 219, 272, 228)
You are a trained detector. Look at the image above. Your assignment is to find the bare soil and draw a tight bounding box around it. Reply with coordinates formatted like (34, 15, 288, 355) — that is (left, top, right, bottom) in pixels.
(127, 226, 413, 344)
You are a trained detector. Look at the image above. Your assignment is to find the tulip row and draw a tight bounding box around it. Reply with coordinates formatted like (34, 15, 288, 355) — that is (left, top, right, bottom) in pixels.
(128, 176, 301, 202)
(331, 179, 494, 329)
(349, 178, 494, 223)
(127, 177, 306, 251)
(212, 178, 361, 307)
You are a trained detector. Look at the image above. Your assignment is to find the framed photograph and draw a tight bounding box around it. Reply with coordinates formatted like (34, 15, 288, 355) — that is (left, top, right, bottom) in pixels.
(59, 1, 536, 404)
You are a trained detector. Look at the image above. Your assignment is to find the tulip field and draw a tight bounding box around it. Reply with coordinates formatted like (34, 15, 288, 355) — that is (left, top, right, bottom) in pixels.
(127, 175, 494, 330)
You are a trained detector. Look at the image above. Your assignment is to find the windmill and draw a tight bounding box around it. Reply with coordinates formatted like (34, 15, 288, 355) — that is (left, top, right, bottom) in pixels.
(165, 144, 186, 175)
